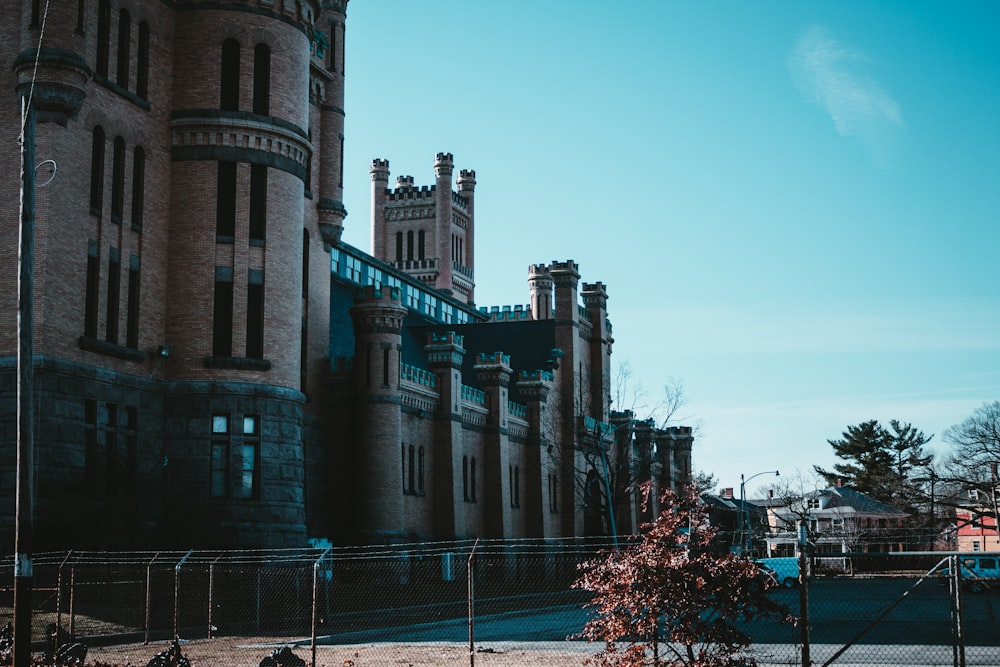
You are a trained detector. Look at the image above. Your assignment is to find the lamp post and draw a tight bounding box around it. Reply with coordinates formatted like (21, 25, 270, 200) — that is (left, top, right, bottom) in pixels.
(740, 470, 779, 556)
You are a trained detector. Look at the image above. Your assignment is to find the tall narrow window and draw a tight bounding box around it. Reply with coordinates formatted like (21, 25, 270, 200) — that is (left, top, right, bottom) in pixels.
(470, 457, 477, 502)
(418, 446, 425, 494)
(30, 0, 40, 27)
(105, 248, 120, 344)
(126, 256, 140, 349)
(96, 0, 111, 78)
(395, 232, 403, 262)
(136, 22, 150, 99)
(338, 135, 345, 189)
(220, 39, 240, 111)
(327, 22, 336, 72)
(407, 444, 415, 494)
(249, 164, 267, 243)
(210, 415, 230, 498)
(406, 231, 413, 261)
(131, 147, 144, 229)
(239, 415, 260, 499)
(111, 136, 125, 223)
(246, 270, 264, 359)
(216, 161, 236, 239)
(252, 43, 271, 115)
(76, 0, 86, 34)
(213, 268, 234, 357)
(418, 230, 425, 260)
(463, 456, 469, 501)
(84, 241, 100, 338)
(116, 9, 131, 88)
(90, 127, 105, 213)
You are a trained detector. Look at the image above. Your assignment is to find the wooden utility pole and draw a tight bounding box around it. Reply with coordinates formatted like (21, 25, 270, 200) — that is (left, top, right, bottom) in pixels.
(15, 94, 36, 667)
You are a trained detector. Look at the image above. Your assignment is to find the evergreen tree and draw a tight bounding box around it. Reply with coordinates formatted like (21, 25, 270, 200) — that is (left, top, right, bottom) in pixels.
(814, 419, 932, 509)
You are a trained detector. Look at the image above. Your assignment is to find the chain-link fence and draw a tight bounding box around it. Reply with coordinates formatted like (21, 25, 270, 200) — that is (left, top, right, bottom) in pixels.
(2, 544, 999, 666)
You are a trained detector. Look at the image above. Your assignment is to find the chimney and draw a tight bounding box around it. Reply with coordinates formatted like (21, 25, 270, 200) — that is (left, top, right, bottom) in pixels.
(721, 487, 734, 500)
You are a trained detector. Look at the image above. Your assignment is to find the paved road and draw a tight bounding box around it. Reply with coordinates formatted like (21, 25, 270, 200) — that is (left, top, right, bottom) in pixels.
(317, 577, 1000, 665)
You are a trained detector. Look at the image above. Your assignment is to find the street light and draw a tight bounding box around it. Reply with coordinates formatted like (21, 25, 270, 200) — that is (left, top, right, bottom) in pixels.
(740, 470, 779, 556)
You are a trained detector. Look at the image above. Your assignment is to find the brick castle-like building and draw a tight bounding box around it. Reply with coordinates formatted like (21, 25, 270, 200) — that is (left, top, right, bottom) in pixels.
(1, 0, 692, 550)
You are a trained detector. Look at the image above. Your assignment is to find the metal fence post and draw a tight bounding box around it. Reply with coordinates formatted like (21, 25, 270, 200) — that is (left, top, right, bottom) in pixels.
(468, 539, 479, 667)
(145, 553, 159, 644)
(174, 550, 193, 639)
(55, 551, 72, 646)
(949, 555, 966, 667)
(311, 546, 331, 667)
(209, 554, 222, 639)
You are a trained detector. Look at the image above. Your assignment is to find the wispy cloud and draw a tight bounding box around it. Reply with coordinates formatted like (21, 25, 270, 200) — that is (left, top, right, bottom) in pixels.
(789, 25, 903, 166)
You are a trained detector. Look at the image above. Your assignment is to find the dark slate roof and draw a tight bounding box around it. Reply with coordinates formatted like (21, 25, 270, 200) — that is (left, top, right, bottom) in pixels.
(820, 487, 906, 515)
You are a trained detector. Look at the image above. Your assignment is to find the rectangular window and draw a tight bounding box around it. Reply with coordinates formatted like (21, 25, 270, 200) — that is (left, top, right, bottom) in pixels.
(249, 164, 267, 243)
(345, 255, 362, 282)
(136, 22, 149, 99)
(122, 406, 138, 498)
(116, 9, 131, 88)
(126, 257, 140, 349)
(252, 44, 271, 116)
(105, 249, 120, 344)
(246, 271, 264, 359)
(111, 137, 125, 223)
(84, 242, 100, 338)
(210, 414, 230, 499)
(238, 415, 260, 499)
(216, 161, 237, 239)
(213, 270, 234, 357)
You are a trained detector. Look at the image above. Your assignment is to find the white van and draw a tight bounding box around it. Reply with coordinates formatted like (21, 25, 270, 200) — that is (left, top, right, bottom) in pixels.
(756, 557, 801, 588)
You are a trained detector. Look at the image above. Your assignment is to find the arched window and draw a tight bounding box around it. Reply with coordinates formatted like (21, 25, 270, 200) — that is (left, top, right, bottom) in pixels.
(136, 22, 150, 99)
(220, 39, 240, 111)
(110, 136, 125, 222)
(95, 0, 111, 78)
(116, 9, 131, 88)
(89, 126, 105, 213)
(130, 147, 144, 229)
(253, 43, 271, 115)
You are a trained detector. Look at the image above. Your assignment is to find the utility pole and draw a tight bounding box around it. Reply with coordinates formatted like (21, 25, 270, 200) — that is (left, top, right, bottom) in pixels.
(15, 94, 37, 667)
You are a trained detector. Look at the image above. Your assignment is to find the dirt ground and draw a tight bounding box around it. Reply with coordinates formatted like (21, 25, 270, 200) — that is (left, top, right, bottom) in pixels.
(84, 638, 595, 667)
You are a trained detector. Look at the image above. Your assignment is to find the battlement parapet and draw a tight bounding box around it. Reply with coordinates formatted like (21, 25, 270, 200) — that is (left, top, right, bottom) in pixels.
(386, 184, 436, 200)
(461, 384, 486, 405)
(434, 151, 454, 166)
(451, 191, 469, 209)
(476, 351, 511, 367)
(401, 362, 436, 388)
(479, 304, 530, 321)
(370, 158, 390, 179)
(582, 282, 608, 298)
(396, 175, 415, 188)
(549, 259, 580, 276)
(428, 331, 465, 347)
(457, 169, 476, 191)
(519, 369, 555, 382)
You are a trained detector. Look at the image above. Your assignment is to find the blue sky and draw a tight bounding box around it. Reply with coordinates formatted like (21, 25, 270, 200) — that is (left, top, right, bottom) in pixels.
(338, 2, 1000, 495)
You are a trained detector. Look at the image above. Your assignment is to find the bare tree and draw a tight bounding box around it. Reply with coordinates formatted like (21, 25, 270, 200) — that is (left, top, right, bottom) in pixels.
(943, 401, 1000, 539)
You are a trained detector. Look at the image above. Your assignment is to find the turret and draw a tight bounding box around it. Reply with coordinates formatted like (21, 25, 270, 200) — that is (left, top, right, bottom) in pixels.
(315, 0, 349, 247)
(528, 264, 554, 320)
(434, 152, 455, 296)
(349, 285, 408, 540)
(457, 169, 477, 301)
(370, 159, 390, 259)
(582, 281, 612, 420)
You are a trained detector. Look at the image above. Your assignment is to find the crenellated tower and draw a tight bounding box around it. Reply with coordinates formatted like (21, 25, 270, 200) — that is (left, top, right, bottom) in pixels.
(369, 152, 476, 304)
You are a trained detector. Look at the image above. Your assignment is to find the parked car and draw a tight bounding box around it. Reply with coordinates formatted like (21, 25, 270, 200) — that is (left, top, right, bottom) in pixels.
(756, 557, 801, 588)
(940, 555, 1000, 593)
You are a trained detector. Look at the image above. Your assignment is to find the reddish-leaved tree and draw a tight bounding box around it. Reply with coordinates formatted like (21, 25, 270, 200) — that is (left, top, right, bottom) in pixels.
(574, 485, 793, 666)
